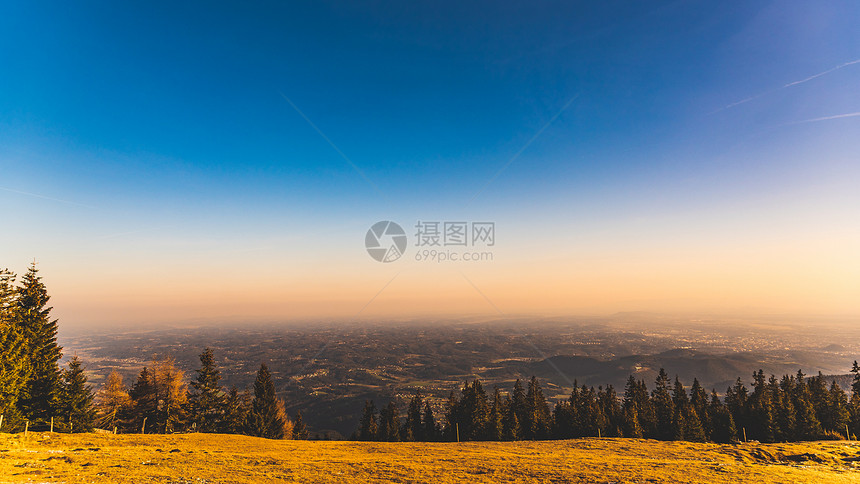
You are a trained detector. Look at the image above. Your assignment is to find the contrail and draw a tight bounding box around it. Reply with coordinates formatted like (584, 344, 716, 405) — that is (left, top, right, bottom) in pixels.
(784, 111, 860, 125)
(710, 59, 860, 114)
(0, 186, 95, 209)
(782, 59, 860, 88)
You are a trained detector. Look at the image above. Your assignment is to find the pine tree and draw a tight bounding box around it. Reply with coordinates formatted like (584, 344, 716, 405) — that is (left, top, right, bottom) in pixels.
(793, 370, 823, 440)
(635, 379, 657, 438)
(188, 348, 224, 432)
(248, 363, 285, 439)
(852, 361, 860, 398)
(292, 411, 308, 439)
(422, 399, 438, 441)
(748, 370, 775, 442)
(775, 375, 797, 441)
(524, 376, 551, 440)
(57, 356, 96, 432)
(0, 269, 27, 430)
(824, 381, 849, 436)
(130, 367, 157, 432)
(621, 376, 644, 438)
(623, 404, 644, 438)
(15, 263, 63, 423)
(689, 379, 710, 439)
(671, 377, 689, 440)
(724, 378, 748, 440)
(577, 385, 599, 437)
(443, 390, 460, 441)
(221, 387, 251, 434)
(598, 385, 622, 437)
(508, 379, 526, 438)
(358, 400, 378, 441)
(95, 370, 131, 431)
(566, 383, 584, 437)
(670, 377, 705, 441)
(488, 387, 504, 441)
(708, 391, 736, 443)
(552, 399, 573, 439)
(850, 361, 860, 439)
(458, 380, 490, 440)
(652, 369, 674, 440)
(378, 401, 400, 442)
(807, 372, 830, 433)
(403, 391, 423, 441)
(503, 399, 520, 441)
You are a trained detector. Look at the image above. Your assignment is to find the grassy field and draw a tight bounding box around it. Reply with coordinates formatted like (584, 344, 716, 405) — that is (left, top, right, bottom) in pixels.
(2, 432, 860, 483)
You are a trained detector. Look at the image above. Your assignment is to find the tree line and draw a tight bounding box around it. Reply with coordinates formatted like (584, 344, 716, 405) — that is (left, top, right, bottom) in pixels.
(355, 367, 860, 443)
(0, 263, 308, 438)
(0, 264, 94, 432)
(3, 263, 860, 443)
(97, 350, 308, 439)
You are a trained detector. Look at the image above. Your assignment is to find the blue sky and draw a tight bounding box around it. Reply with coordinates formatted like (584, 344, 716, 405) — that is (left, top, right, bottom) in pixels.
(1, 1, 859, 325)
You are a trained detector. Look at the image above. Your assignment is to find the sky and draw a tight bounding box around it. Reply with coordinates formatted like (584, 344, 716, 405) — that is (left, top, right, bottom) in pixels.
(1, 1, 859, 328)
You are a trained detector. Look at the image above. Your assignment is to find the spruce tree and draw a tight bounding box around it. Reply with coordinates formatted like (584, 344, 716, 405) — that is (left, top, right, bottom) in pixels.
(459, 380, 490, 440)
(671, 377, 689, 440)
(248, 363, 285, 439)
(0, 269, 27, 429)
(635, 379, 657, 438)
(524, 376, 551, 439)
(775, 375, 797, 441)
(221, 387, 251, 434)
(188, 348, 224, 432)
(621, 376, 643, 438)
(792, 370, 823, 440)
(748, 370, 775, 442)
(598, 385, 622, 437)
(807, 372, 830, 432)
(652, 369, 674, 440)
(552, 399, 573, 439)
(443, 390, 460, 441)
(689, 379, 710, 439)
(422, 399, 437, 441)
(503, 397, 521, 441)
(292, 410, 308, 439)
(130, 367, 157, 432)
(825, 381, 849, 436)
(623, 404, 644, 438)
(708, 390, 736, 443)
(377, 401, 400, 441)
(16, 263, 63, 423)
(403, 391, 423, 441)
(850, 361, 860, 439)
(358, 400, 378, 441)
(488, 387, 504, 441)
(852, 361, 860, 398)
(58, 356, 96, 432)
(724, 378, 748, 439)
(509, 379, 526, 437)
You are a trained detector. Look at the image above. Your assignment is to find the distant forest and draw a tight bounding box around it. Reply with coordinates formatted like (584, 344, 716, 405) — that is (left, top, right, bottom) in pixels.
(2, 263, 859, 443)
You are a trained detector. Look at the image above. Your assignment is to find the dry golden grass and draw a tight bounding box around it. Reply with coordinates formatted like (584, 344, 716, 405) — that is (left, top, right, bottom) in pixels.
(2, 432, 860, 483)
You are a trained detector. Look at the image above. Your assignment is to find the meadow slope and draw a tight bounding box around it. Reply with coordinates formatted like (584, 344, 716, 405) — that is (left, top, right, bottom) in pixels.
(2, 432, 860, 483)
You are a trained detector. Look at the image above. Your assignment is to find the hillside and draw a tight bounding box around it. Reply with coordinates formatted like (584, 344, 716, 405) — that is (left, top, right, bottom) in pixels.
(2, 433, 860, 483)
